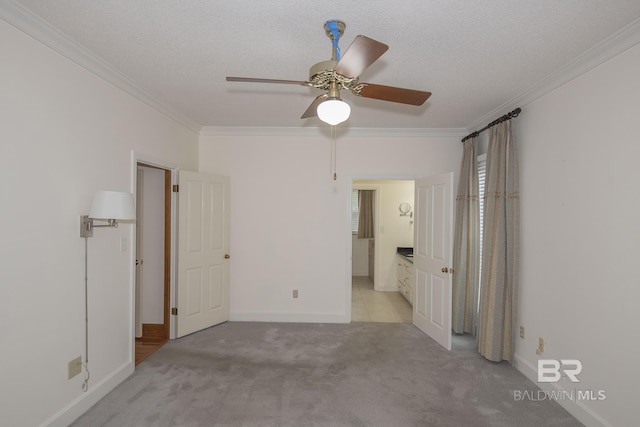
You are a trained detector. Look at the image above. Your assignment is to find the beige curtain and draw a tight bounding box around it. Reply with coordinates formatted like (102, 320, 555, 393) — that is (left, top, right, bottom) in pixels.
(357, 190, 375, 239)
(452, 137, 480, 335)
(477, 120, 520, 362)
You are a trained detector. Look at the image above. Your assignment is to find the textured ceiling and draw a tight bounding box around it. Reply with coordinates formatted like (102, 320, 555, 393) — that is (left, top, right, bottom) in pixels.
(9, 0, 640, 130)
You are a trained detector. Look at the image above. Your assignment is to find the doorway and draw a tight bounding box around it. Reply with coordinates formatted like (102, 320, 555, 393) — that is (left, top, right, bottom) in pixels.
(349, 174, 454, 350)
(135, 163, 172, 365)
(351, 180, 414, 323)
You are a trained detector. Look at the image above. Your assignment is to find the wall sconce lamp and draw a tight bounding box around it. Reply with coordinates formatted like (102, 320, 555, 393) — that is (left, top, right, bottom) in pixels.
(80, 191, 136, 237)
(78, 190, 135, 392)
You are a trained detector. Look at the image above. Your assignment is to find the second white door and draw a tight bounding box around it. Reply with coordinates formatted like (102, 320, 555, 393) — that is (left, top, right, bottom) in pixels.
(413, 172, 453, 350)
(176, 171, 230, 338)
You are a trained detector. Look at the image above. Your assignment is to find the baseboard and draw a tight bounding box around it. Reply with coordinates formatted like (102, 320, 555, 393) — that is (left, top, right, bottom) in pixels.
(513, 353, 611, 427)
(41, 361, 134, 427)
(376, 283, 400, 292)
(230, 311, 349, 324)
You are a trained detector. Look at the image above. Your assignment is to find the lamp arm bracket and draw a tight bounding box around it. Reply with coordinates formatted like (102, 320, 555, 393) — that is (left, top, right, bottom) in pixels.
(79, 216, 118, 238)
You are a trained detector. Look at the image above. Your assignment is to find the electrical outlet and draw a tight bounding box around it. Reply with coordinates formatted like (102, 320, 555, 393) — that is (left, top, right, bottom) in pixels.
(292, 290, 299, 299)
(536, 337, 545, 355)
(68, 356, 82, 380)
(520, 326, 525, 339)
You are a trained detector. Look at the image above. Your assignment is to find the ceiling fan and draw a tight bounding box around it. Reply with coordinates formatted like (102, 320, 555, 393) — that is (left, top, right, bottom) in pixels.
(226, 20, 432, 125)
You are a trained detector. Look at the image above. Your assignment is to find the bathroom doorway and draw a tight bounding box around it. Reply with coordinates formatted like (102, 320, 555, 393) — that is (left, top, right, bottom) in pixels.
(351, 180, 414, 323)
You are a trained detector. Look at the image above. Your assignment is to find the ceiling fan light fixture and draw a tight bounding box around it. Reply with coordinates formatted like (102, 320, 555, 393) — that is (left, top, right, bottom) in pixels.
(317, 98, 351, 125)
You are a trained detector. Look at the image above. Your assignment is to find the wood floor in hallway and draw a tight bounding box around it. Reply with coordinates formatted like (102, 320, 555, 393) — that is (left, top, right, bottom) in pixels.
(351, 276, 413, 323)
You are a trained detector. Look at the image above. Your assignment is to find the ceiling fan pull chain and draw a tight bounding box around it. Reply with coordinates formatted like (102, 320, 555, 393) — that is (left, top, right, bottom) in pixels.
(331, 125, 337, 180)
(325, 20, 341, 60)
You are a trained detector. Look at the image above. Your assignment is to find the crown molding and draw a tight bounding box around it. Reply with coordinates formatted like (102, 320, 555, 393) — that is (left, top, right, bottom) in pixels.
(0, 0, 201, 134)
(467, 17, 640, 132)
(199, 126, 467, 138)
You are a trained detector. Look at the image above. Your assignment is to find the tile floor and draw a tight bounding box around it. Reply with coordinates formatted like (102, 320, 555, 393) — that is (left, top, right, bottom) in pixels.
(351, 276, 413, 323)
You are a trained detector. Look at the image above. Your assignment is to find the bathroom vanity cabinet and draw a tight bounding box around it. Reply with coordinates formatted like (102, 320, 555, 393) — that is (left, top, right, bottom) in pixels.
(396, 254, 414, 306)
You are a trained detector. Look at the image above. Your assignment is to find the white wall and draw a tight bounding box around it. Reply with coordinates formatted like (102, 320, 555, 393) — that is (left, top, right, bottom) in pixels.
(513, 43, 640, 426)
(199, 131, 461, 322)
(0, 19, 198, 427)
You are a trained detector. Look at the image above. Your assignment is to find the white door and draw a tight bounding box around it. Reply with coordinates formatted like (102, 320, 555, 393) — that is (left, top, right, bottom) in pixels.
(176, 171, 230, 337)
(413, 172, 453, 350)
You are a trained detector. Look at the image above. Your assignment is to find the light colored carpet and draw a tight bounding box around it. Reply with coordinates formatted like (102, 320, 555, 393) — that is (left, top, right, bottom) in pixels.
(72, 322, 582, 427)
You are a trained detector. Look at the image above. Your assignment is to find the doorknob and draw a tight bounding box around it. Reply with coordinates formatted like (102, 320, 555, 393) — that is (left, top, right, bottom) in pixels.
(441, 267, 448, 273)
(224, 254, 230, 259)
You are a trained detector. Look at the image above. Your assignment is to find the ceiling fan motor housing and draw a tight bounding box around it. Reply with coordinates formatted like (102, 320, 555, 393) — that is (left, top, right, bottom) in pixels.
(309, 60, 338, 81)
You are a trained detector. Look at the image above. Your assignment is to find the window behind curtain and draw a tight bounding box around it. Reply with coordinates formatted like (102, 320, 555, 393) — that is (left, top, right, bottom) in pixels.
(351, 189, 359, 233)
(477, 153, 487, 309)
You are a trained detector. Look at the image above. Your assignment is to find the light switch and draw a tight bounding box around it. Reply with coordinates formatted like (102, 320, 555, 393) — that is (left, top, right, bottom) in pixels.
(120, 237, 128, 252)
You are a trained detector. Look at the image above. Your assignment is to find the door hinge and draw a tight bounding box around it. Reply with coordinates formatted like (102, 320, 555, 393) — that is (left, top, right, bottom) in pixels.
(172, 184, 179, 193)
(171, 307, 178, 315)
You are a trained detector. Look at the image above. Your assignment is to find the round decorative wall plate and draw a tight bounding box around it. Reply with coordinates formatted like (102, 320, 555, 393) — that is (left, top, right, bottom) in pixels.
(399, 202, 412, 214)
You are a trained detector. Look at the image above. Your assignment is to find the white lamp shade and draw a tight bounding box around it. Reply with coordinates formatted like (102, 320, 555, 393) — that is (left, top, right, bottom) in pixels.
(317, 98, 351, 125)
(89, 191, 136, 220)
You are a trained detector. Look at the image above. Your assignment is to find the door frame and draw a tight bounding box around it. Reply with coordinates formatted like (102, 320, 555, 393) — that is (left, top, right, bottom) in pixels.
(346, 173, 421, 321)
(136, 163, 172, 341)
(130, 152, 179, 359)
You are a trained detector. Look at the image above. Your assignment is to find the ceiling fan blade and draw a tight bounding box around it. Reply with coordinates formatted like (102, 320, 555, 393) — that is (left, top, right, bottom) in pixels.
(334, 35, 388, 78)
(226, 76, 310, 86)
(301, 93, 329, 119)
(357, 83, 431, 106)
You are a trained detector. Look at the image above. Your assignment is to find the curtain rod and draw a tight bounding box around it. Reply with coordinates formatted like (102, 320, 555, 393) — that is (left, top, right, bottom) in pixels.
(461, 107, 521, 142)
